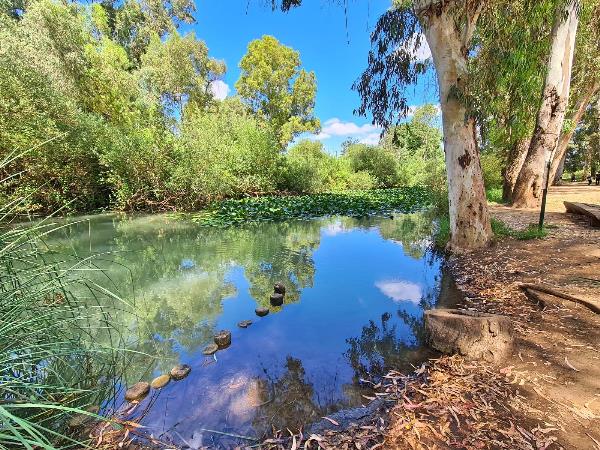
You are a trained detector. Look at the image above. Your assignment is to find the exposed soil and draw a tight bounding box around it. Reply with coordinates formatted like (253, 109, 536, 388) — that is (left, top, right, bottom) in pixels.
(444, 183, 600, 450)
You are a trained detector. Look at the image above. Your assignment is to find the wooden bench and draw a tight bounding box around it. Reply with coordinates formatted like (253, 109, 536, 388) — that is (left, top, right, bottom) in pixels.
(564, 201, 600, 227)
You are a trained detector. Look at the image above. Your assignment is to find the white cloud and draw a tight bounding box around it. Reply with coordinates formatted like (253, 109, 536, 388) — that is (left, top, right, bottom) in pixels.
(209, 80, 230, 101)
(359, 132, 381, 146)
(306, 118, 382, 144)
(314, 132, 331, 140)
(321, 118, 380, 136)
(375, 279, 423, 304)
(399, 33, 432, 63)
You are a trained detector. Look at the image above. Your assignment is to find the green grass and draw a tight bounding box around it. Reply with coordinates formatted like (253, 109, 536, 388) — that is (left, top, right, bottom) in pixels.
(0, 153, 131, 449)
(486, 187, 505, 204)
(433, 216, 549, 249)
(188, 187, 433, 227)
(491, 218, 549, 240)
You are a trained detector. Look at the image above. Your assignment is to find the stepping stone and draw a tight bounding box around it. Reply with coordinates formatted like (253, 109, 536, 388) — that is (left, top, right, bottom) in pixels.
(273, 282, 286, 295)
(170, 364, 191, 381)
(238, 320, 252, 328)
(214, 330, 232, 349)
(150, 374, 171, 389)
(255, 307, 269, 317)
(270, 293, 284, 306)
(124, 382, 150, 402)
(203, 343, 219, 355)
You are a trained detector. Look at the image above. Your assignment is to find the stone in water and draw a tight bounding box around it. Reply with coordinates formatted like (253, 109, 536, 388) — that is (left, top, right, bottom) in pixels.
(270, 293, 284, 306)
(150, 374, 171, 389)
(170, 364, 191, 381)
(238, 320, 252, 328)
(255, 307, 269, 317)
(273, 282, 286, 295)
(203, 343, 219, 355)
(214, 330, 232, 349)
(124, 382, 150, 402)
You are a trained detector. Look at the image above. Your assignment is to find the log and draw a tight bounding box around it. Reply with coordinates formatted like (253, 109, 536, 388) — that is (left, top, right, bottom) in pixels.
(563, 201, 600, 227)
(424, 309, 514, 363)
(518, 283, 600, 314)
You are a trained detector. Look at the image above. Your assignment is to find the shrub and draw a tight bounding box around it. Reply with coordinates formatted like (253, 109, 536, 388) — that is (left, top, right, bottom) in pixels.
(172, 98, 283, 208)
(480, 151, 504, 189)
(344, 143, 400, 188)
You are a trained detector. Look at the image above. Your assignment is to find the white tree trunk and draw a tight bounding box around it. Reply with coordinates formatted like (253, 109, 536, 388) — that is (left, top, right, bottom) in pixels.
(421, 8, 491, 251)
(512, 0, 579, 208)
(549, 80, 599, 183)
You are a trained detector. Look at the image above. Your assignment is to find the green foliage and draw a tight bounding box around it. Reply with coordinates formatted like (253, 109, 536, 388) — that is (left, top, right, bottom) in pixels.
(283, 140, 376, 193)
(190, 187, 432, 227)
(380, 104, 445, 189)
(236, 35, 320, 146)
(0, 161, 129, 448)
(171, 98, 283, 208)
(344, 143, 400, 188)
(480, 151, 504, 189)
(486, 187, 504, 204)
(140, 30, 226, 117)
(491, 219, 548, 240)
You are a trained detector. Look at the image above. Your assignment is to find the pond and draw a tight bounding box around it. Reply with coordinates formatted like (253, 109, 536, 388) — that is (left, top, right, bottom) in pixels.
(45, 212, 455, 447)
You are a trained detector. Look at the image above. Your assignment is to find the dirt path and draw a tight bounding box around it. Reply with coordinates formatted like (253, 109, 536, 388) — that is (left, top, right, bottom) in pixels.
(447, 183, 600, 449)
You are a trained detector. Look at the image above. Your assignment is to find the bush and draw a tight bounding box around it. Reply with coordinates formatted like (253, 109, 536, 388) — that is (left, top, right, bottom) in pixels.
(283, 140, 331, 193)
(344, 143, 400, 188)
(172, 99, 283, 208)
(480, 151, 504, 189)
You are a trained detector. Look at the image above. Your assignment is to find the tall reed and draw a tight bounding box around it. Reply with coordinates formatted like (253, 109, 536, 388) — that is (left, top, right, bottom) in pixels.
(1, 152, 129, 449)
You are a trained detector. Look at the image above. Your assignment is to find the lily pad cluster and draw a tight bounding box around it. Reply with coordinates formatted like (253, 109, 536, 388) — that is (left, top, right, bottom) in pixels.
(189, 188, 432, 227)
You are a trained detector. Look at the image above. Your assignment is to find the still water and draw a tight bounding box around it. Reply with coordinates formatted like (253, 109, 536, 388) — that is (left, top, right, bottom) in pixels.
(47, 213, 452, 446)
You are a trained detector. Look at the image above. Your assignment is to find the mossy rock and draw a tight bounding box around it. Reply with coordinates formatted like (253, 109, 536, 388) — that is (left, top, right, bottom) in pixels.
(150, 374, 171, 389)
(214, 330, 232, 349)
(170, 364, 191, 381)
(255, 307, 270, 317)
(203, 343, 219, 355)
(124, 382, 150, 402)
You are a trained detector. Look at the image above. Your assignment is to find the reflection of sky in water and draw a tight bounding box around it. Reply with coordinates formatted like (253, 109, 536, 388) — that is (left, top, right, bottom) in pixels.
(46, 214, 447, 446)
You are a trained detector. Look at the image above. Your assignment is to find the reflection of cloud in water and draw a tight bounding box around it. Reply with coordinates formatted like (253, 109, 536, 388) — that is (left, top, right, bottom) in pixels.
(322, 221, 350, 237)
(375, 279, 422, 304)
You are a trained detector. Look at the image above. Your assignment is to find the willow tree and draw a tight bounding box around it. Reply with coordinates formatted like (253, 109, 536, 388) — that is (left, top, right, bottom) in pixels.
(353, 1, 492, 251)
(511, 0, 580, 207)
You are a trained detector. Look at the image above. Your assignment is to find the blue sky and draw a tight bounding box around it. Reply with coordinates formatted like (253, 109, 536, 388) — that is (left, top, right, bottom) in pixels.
(184, 1, 438, 153)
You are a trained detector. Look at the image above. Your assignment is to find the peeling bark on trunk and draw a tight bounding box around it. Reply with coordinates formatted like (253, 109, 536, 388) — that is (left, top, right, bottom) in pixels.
(420, 8, 491, 251)
(502, 138, 531, 202)
(549, 81, 599, 184)
(511, 0, 579, 208)
(552, 151, 567, 184)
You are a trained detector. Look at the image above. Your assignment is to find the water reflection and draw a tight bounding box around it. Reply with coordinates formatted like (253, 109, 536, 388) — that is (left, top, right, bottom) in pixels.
(43, 212, 447, 445)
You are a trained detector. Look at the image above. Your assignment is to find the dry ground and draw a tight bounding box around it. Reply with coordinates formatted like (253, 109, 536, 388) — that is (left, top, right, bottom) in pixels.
(446, 183, 600, 450)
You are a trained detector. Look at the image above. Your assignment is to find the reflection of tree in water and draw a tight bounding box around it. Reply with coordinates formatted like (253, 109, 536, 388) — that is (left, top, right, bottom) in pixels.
(240, 221, 321, 308)
(252, 356, 330, 434)
(337, 213, 436, 259)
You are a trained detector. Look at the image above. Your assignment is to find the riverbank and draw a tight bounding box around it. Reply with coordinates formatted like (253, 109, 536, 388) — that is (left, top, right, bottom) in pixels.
(261, 184, 600, 449)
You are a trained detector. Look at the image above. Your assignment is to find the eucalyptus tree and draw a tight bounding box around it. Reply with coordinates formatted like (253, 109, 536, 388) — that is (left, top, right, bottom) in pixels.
(511, 0, 580, 208)
(550, 1, 600, 183)
(468, 1, 553, 202)
(353, 0, 493, 250)
(140, 31, 226, 119)
(235, 35, 320, 147)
